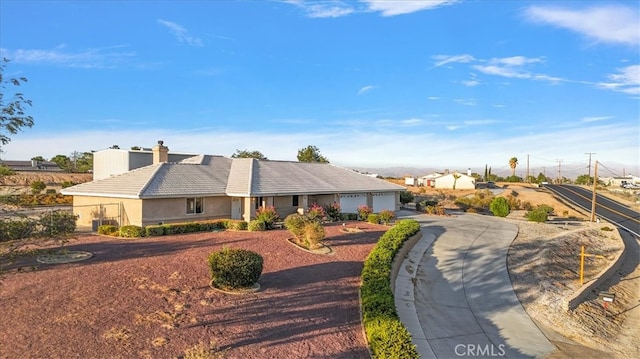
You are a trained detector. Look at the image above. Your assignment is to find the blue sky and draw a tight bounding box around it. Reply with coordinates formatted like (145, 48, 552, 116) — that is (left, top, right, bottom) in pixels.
(1, 0, 638, 178)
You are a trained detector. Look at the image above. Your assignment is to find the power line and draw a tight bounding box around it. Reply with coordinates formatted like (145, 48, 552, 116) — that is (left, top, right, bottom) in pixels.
(585, 152, 596, 184)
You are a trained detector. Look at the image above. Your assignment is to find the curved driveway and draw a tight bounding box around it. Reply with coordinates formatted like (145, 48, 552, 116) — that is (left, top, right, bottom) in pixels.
(395, 213, 556, 358)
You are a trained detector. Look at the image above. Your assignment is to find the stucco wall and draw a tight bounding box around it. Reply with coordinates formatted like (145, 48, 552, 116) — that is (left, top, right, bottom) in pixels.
(141, 196, 232, 226)
(435, 174, 476, 189)
(72, 196, 139, 228)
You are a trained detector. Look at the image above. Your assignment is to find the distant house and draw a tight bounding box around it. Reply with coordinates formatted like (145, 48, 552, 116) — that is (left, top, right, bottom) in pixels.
(61, 142, 405, 229)
(602, 175, 639, 187)
(92, 141, 197, 180)
(417, 172, 443, 187)
(0, 160, 62, 172)
(434, 173, 476, 190)
(404, 177, 416, 186)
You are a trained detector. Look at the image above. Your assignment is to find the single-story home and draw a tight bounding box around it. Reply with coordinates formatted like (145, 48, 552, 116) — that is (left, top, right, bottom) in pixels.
(434, 172, 476, 190)
(61, 143, 405, 228)
(417, 172, 443, 187)
(0, 160, 62, 172)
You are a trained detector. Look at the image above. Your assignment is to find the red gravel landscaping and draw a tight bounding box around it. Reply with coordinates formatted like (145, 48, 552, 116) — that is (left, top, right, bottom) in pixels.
(0, 222, 387, 358)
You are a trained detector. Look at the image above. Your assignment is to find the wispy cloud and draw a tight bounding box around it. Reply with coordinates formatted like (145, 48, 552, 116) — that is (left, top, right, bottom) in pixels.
(362, 0, 459, 16)
(463, 119, 499, 126)
(282, 0, 354, 18)
(524, 5, 640, 46)
(431, 54, 475, 68)
(473, 56, 564, 83)
(306, 3, 354, 17)
(0, 45, 135, 68)
(428, 96, 440, 100)
(357, 85, 376, 95)
(461, 73, 480, 87)
(581, 116, 612, 123)
(157, 19, 203, 46)
(283, 0, 457, 18)
(401, 118, 424, 126)
(454, 98, 477, 106)
(597, 65, 640, 95)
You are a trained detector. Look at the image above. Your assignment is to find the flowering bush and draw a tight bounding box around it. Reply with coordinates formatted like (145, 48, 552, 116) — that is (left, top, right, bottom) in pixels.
(323, 202, 342, 222)
(307, 203, 326, 222)
(357, 205, 373, 221)
(255, 206, 280, 229)
(378, 210, 396, 225)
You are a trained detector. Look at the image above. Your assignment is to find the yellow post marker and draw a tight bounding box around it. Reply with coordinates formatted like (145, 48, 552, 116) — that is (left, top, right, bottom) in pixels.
(580, 245, 585, 285)
(577, 245, 606, 286)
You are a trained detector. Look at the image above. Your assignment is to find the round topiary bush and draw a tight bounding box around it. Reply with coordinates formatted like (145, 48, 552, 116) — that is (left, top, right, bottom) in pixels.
(208, 248, 263, 289)
(489, 197, 510, 217)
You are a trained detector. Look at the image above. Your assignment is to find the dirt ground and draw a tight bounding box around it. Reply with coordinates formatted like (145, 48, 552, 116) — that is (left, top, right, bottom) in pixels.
(0, 223, 387, 358)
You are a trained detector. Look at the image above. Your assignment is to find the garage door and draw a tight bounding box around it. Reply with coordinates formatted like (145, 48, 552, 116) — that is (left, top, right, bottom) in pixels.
(339, 194, 367, 214)
(372, 193, 396, 212)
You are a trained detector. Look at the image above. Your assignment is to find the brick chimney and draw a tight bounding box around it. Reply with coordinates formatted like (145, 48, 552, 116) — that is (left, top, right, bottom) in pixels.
(152, 140, 169, 164)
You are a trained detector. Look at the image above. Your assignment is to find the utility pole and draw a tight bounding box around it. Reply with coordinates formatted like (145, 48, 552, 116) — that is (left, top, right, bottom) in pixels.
(590, 161, 598, 222)
(586, 152, 596, 185)
(526, 154, 530, 183)
(556, 159, 563, 184)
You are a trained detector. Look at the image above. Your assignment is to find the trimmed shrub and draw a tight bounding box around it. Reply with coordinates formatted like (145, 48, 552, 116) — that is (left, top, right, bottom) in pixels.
(323, 202, 342, 222)
(208, 248, 263, 289)
(357, 205, 373, 221)
(360, 219, 420, 358)
(248, 219, 266, 232)
(98, 224, 118, 235)
(526, 208, 548, 223)
(367, 213, 380, 224)
(367, 318, 419, 358)
(378, 210, 396, 225)
(301, 220, 325, 249)
(119, 225, 144, 238)
(144, 225, 165, 236)
(489, 197, 510, 217)
(285, 213, 326, 249)
(284, 213, 310, 239)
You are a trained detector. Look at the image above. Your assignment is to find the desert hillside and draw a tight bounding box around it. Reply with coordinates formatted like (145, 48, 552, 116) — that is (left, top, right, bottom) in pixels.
(0, 172, 93, 194)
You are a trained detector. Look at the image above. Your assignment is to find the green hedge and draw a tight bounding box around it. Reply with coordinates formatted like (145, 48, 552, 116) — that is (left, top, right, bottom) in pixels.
(361, 219, 420, 358)
(208, 248, 263, 289)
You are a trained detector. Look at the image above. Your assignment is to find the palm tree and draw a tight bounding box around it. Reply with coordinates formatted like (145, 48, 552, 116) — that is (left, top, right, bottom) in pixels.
(509, 157, 518, 177)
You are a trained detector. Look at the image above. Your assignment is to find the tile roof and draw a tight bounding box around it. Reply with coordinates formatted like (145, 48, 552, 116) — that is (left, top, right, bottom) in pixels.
(62, 156, 405, 199)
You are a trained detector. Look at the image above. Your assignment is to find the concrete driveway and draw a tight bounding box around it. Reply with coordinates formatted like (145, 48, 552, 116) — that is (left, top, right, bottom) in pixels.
(395, 212, 556, 358)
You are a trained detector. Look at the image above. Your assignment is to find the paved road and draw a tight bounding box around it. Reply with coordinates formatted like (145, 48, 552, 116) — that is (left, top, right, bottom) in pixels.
(395, 212, 556, 358)
(544, 184, 640, 236)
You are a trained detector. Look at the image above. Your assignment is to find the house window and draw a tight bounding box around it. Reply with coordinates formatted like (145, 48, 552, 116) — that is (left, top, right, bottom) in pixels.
(292, 195, 299, 207)
(255, 196, 263, 210)
(186, 197, 204, 214)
